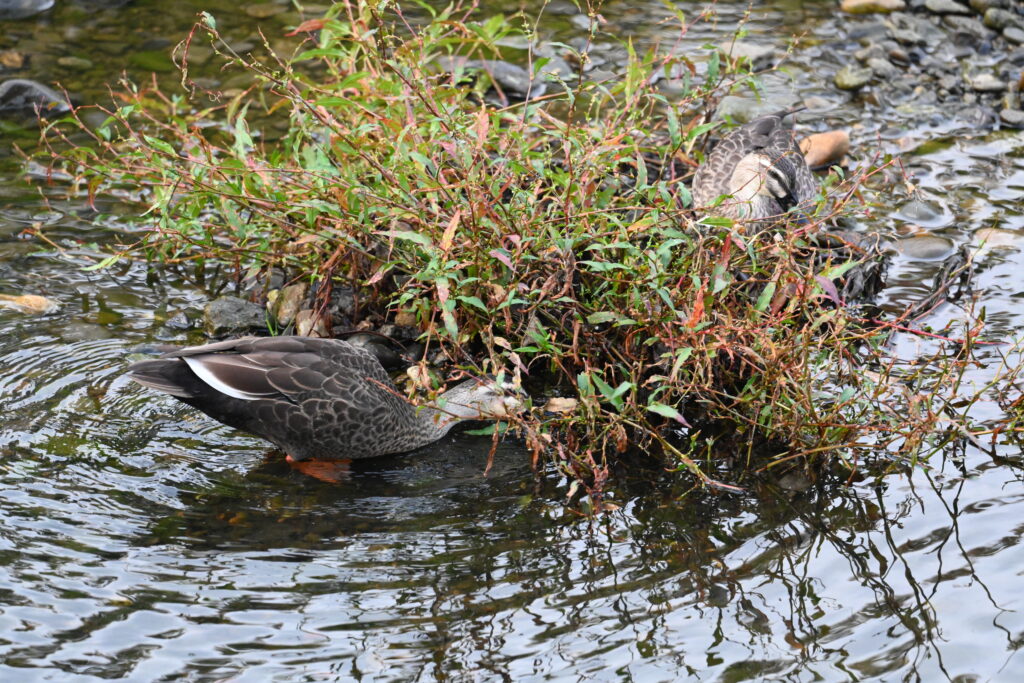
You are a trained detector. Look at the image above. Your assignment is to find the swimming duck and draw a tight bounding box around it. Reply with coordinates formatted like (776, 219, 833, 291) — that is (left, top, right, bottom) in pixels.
(691, 110, 817, 224)
(127, 336, 520, 461)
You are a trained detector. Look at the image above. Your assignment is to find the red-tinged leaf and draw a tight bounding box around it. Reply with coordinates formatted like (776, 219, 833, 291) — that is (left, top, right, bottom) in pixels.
(436, 277, 450, 304)
(814, 275, 844, 307)
(474, 108, 489, 151)
(365, 265, 390, 286)
(440, 209, 461, 253)
(285, 19, 326, 36)
(685, 286, 705, 328)
(490, 248, 513, 269)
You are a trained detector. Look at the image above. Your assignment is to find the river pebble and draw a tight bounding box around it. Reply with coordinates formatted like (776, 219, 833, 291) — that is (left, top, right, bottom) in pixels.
(835, 64, 874, 90)
(841, 0, 906, 13)
(800, 130, 851, 168)
(969, 73, 1007, 91)
(1000, 108, 1024, 125)
(0, 0, 53, 20)
(924, 0, 971, 13)
(983, 8, 1022, 30)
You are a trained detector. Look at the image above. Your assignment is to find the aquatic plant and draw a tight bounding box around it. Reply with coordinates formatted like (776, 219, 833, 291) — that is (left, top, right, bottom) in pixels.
(41, 0, 980, 495)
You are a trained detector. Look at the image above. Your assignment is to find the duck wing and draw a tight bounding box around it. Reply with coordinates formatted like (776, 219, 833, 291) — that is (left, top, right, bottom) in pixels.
(127, 336, 414, 459)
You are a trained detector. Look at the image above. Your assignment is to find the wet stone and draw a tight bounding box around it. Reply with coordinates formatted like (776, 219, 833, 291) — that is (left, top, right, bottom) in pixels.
(0, 79, 69, 117)
(899, 234, 956, 260)
(841, 0, 906, 13)
(868, 57, 900, 78)
(57, 56, 93, 71)
(970, 0, 1007, 11)
(1001, 108, 1024, 126)
(164, 309, 199, 331)
(924, 0, 971, 13)
(835, 64, 874, 90)
(983, 8, 1021, 31)
(721, 39, 775, 70)
(204, 296, 267, 336)
(268, 282, 307, 328)
(943, 15, 992, 40)
(1004, 27, 1024, 44)
(0, 0, 54, 20)
(245, 3, 286, 18)
(855, 43, 887, 62)
(969, 72, 1007, 91)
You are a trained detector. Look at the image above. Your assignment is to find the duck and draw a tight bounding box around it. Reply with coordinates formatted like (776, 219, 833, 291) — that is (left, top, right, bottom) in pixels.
(691, 110, 817, 225)
(126, 336, 520, 461)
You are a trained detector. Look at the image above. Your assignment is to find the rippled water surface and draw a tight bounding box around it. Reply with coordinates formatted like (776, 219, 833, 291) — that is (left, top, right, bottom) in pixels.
(3, 1, 1024, 681)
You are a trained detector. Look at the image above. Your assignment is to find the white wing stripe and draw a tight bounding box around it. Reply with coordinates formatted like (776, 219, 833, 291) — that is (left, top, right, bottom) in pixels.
(183, 357, 266, 401)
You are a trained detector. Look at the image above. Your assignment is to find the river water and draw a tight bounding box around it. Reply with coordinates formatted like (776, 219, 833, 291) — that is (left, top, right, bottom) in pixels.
(2, 0, 1024, 680)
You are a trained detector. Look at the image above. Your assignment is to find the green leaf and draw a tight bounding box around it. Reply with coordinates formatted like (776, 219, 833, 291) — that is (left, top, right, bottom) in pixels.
(755, 282, 776, 312)
(143, 136, 175, 156)
(82, 254, 120, 271)
(587, 311, 619, 324)
(388, 230, 433, 248)
(648, 402, 689, 425)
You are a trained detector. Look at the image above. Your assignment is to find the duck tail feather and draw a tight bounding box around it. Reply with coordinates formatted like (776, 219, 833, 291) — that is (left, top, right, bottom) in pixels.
(126, 359, 203, 398)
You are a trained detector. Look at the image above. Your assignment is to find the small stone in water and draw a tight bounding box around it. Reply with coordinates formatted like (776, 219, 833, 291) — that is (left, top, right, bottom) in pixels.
(1004, 27, 1024, 45)
(0, 50, 25, 69)
(983, 8, 1021, 31)
(970, 0, 1007, 12)
(0, 293, 60, 314)
(968, 73, 1007, 91)
(57, 56, 93, 71)
(924, 0, 970, 13)
(840, 0, 905, 13)
(0, 0, 54, 20)
(898, 235, 956, 261)
(1000, 108, 1024, 126)
(245, 3, 286, 18)
(867, 57, 899, 79)
(834, 64, 873, 90)
(800, 130, 851, 169)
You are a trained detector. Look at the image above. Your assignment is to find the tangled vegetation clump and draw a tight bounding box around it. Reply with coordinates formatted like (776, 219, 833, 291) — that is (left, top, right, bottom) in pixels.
(42, 0, 979, 493)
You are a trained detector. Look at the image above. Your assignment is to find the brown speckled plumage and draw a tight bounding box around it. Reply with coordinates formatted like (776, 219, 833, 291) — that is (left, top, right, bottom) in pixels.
(127, 336, 513, 460)
(692, 111, 817, 223)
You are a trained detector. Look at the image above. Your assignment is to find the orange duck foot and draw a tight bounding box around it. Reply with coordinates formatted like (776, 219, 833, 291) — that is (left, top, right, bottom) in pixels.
(286, 454, 352, 484)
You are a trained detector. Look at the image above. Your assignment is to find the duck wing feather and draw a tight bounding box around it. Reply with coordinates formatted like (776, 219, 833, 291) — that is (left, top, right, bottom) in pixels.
(128, 336, 419, 459)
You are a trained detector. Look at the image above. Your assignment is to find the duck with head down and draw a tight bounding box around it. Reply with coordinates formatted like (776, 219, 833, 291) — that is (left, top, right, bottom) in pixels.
(691, 110, 817, 226)
(126, 336, 521, 464)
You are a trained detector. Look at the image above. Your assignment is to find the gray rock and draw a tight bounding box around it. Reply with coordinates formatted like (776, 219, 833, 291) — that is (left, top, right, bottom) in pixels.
(164, 309, 200, 331)
(855, 43, 888, 62)
(888, 12, 949, 43)
(268, 282, 307, 328)
(712, 96, 777, 123)
(721, 39, 775, 70)
(983, 8, 1021, 30)
(0, 79, 69, 116)
(1004, 26, 1024, 44)
(328, 286, 356, 324)
(204, 296, 267, 336)
(924, 0, 970, 13)
(943, 15, 992, 39)
(968, 72, 1007, 91)
(0, 0, 54, 20)
(835, 64, 874, 90)
(1000, 108, 1024, 126)
(868, 57, 900, 78)
(970, 0, 1007, 12)
(436, 57, 547, 100)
